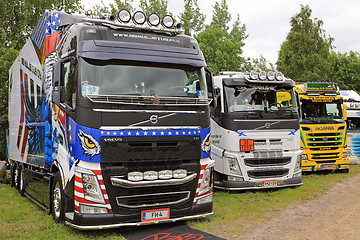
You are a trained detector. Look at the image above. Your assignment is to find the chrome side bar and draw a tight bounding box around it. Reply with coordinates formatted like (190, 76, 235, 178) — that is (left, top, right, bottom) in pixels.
(110, 173, 197, 188)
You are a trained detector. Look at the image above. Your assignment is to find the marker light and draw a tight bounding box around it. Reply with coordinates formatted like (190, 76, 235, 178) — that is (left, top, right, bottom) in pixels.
(162, 15, 174, 28)
(118, 9, 131, 23)
(250, 71, 258, 80)
(128, 171, 143, 181)
(275, 72, 284, 81)
(148, 13, 160, 26)
(173, 169, 187, 178)
(259, 71, 266, 80)
(267, 71, 275, 80)
(133, 11, 146, 25)
(159, 170, 172, 179)
(143, 171, 158, 180)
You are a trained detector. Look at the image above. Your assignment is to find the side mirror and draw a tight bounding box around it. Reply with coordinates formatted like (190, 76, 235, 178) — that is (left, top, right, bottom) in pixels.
(205, 68, 217, 111)
(343, 104, 347, 121)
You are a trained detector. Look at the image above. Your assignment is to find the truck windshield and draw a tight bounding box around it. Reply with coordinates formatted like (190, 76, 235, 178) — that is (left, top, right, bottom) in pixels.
(79, 58, 207, 99)
(301, 100, 343, 124)
(224, 86, 298, 118)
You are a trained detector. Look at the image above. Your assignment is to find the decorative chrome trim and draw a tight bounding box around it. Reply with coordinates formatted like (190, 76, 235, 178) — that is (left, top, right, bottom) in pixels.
(93, 109, 204, 114)
(99, 126, 201, 130)
(115, 191, 190, 208)
(86, 94, 212, 106)
(110, 173, 197, 188)
(65, 212, 214, 230)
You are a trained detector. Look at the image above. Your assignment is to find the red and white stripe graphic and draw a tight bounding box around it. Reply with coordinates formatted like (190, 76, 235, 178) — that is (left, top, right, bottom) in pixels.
(193, 161, 213, 205)
(74, 167, 112, 214)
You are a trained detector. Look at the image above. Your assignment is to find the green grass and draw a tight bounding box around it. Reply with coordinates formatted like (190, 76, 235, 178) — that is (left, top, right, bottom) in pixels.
(189, 165, 360, 236)
(1, 165, 359, 239)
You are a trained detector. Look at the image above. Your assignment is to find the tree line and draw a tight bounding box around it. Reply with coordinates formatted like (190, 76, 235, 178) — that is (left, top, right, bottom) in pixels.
(0, 0, 359, 159)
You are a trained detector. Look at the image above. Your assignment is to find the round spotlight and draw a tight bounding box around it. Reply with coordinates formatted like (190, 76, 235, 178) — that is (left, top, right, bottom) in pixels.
(267, 71, 275, 80)
(148, 13, 160, 26)
(133, 11, 146, 25)
(162, 15, 174, 28)
(275, 72, 284, 81)
(118, 9, 131, 23)
(259, 71, 266, 80)
(249, 71, 258, 80)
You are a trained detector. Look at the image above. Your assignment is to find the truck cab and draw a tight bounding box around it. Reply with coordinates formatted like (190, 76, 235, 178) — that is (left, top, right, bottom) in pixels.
(211, 71, 302, 190)
(296, 82, 349, 172)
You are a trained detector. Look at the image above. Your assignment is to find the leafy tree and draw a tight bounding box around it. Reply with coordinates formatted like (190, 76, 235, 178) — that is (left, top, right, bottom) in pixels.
(0, 47, 19, 160)
(330, 51, 360, 92)
(179, 0, 205, 36)
(110, 0, 135, 14)
(276, 5, 333, 82)
(0, 0, 82, 49)
(196, 1, 248, 75)
(139, 0, 170, 17)
(250, 55, 276, 72)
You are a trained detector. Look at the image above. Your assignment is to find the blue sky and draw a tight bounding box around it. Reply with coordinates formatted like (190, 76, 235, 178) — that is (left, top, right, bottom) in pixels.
(82, 0, 360, 66)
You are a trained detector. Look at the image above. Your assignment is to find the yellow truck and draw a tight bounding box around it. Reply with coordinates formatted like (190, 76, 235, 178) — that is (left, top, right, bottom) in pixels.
(295, 82, 349, 172)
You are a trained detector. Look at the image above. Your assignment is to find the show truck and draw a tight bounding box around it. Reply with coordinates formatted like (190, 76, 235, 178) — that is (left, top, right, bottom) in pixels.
(210, 71, 302, 190)
(8, 10, 216, 229)
(295, 82, 349, 172)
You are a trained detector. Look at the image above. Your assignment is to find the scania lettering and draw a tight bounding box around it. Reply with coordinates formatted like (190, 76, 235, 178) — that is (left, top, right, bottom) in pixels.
(295, 82, 349, 172)
(211, 71, 302, 190)
(8, 10, 215, 229)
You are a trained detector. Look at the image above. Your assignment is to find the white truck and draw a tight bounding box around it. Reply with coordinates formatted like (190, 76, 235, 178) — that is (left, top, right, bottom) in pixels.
(211, 71, 302, 190)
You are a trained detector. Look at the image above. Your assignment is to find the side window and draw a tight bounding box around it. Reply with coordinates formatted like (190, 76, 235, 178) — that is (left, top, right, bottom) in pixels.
(61, 61, 76, 109)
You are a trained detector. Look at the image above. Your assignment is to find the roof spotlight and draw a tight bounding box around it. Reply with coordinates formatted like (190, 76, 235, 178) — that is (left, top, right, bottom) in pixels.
(249, 71, 258, 80)
(275, 72, 284, 81)
(118, 9, 131, 23)
(162, 15, 174, 28)
(148, 13, 160, 26)
(133, 11, 146, 25)
(259, 71, 266, 80)
(267, 71, 275, 80)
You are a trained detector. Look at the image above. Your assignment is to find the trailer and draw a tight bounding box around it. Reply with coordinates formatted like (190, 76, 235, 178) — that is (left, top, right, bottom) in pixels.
(210, 71, 302, 190)
(295, 82, 349, 172)
(8, 10, 215, 229)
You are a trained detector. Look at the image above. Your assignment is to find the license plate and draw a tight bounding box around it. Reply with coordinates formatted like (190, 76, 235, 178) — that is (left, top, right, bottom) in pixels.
(141, 208, 170, 222)
(240, 139, 254, 152)
(261, 180, 278, 187)
(321, 164, 335, 169)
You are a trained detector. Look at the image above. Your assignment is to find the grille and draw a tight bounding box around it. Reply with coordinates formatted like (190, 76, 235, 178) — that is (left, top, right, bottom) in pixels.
(311, 152, 339, 160)
(101, 136, 201, 164)
(310, 147, 339, 151)
(308, 142, 341, 147)
(247, 169, 289, 179)
(244, 157, 291, 167)
(307, 133, 341, 137)
(116, 191, 190, 208)
(315, 160, 336, 164)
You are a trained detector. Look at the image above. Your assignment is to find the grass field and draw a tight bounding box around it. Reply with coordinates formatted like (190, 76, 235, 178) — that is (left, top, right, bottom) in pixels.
(1, 165, 359, 239)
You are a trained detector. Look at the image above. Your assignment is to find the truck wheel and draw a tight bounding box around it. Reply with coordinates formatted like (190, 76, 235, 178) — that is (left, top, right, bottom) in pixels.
(18, 164, 26, 196)
(11, 162, 20, 189)
(51, 171, 65, 223)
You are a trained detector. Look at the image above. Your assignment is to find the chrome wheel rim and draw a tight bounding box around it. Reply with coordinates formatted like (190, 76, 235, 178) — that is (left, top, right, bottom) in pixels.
(53, 182, 61, 218)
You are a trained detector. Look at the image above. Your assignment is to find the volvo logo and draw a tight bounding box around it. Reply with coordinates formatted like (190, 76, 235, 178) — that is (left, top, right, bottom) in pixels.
(150, 115, 158, 124)
(265, 122, 271, 129)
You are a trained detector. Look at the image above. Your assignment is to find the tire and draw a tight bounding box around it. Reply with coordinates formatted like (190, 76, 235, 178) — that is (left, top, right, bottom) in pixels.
(51, 171, 66, 223)
(11, 162, 20, 189)
(18, 164, 26, 196)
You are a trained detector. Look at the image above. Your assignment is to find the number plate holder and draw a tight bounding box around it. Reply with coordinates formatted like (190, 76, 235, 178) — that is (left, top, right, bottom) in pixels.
(261, 180, 278, 187)
(141, 208, 170, 222)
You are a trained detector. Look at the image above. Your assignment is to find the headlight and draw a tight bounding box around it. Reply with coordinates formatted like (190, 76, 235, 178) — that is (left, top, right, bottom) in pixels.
(82, 173, 105, 204)
(79, 204, 108, 214)
(198, 168, 212, 196)
(301, 154, 308, 160)
(117, 9, 131, 23)
(295, 155, 302, 171)
(225, 156, 242, 175)
(337, 126, 345, 131)
(162, 15, 174, 28)
(133, 11, 146, 25)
